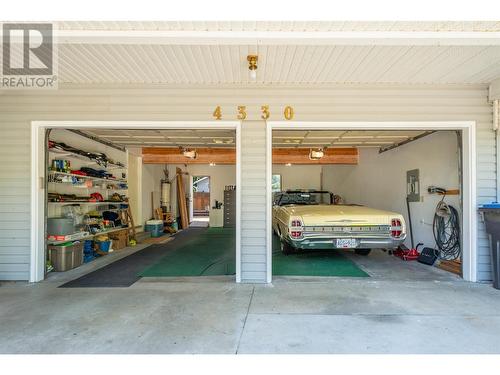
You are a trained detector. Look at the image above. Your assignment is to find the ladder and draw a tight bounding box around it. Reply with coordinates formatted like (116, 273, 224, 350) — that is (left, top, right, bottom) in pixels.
(120, 204, 136, 241)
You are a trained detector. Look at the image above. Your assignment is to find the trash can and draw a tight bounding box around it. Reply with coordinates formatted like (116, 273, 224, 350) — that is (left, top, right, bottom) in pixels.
(479, 203, 500, 289)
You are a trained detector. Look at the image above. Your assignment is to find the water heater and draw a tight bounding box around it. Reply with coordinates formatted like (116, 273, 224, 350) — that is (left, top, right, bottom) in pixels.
(161, 181, 171, 211)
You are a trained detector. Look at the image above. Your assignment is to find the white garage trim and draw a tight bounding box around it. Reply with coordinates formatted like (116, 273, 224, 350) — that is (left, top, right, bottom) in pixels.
(30, 121, 242, 283)
(266, 121, 477, 283)
(15, 29, 499, 46)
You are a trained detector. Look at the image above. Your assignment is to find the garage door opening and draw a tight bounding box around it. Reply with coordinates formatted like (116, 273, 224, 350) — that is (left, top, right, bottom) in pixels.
(267, 123, 476, 282)
(32, 122, 241, 284)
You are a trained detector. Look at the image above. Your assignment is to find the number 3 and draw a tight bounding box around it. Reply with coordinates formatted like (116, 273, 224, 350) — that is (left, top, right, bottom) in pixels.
(261, 105, 270, 120)
(237, 106, 247, 120)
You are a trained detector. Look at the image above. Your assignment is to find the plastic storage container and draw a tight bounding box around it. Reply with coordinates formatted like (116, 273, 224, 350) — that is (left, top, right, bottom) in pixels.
(145, 220, 163, 238)
(97, 240, 111, 252)
(48, 241, 83, 272)
(47, 217, 75, 236)
(479, 203, 500, 289)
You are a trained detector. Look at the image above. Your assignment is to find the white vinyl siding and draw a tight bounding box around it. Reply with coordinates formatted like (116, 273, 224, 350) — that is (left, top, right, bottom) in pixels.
(0, 83, 495, 282)
(240, 121, 267, 282)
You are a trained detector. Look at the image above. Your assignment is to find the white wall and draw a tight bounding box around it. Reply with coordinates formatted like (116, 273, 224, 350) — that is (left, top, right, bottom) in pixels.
(127, 149, 142, 229)
(322, 131, 461, 249)
(141, 164, 165, 224)
(184, 165, 235, 208)
(142, 163, 235, 221)
(273, 165, 322, 191)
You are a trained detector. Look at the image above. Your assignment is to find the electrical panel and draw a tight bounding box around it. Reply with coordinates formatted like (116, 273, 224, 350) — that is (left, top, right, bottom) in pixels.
(406, 169, 420, 202)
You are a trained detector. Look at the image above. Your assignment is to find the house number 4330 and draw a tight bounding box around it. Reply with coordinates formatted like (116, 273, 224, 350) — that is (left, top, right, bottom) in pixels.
(212, 105, 294, 120)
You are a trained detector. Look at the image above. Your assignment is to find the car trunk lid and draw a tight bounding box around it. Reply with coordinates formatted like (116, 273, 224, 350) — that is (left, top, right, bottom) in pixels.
(283, 204, 395, 226)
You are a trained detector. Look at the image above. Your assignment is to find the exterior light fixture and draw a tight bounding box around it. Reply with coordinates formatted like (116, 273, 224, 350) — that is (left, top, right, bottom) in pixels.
(247, 55, 258, 81)
(209, 162, 216, 166)
(285, 163, 292, 167)
(182, 148, 197, 159)
(309, 148, 324, 160)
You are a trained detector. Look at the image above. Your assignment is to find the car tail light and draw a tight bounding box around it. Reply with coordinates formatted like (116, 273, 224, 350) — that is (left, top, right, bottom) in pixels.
(391, 218, 403, 238)
(289, 218, 303, 239)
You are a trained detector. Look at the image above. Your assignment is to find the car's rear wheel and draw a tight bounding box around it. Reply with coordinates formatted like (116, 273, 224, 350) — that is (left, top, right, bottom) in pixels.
(281, 241, 295, 255)
(355, 248, 371, 256)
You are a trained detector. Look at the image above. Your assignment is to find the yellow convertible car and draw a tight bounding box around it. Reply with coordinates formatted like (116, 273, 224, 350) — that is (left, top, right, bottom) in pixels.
(272, 190, 406, 255)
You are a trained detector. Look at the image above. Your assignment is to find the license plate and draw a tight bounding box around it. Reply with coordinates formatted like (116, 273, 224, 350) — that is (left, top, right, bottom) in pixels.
(336, 238, 357, 248)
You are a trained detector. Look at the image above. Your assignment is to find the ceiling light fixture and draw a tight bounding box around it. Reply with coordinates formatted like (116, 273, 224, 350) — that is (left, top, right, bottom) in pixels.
(247, 55, 258, 81)
(181, 148, 197, 159)
(309, 148, 325, 160)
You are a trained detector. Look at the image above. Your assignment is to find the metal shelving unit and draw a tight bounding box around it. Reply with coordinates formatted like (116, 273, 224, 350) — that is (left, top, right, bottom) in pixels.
(48, 170, 127, 184)
(48, 201, 128, 206)
(48, 148, 126, 170)
(47, 227, 129, 245)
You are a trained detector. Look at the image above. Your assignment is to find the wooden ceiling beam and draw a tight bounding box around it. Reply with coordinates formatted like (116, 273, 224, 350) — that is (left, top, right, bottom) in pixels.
(142, 147, 235, 164)
(273, 148, 358, 165)
(142, 147, 358, 165)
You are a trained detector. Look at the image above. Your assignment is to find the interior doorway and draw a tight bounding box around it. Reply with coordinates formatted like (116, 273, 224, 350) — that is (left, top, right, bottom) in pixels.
(191, 175, 210, 228)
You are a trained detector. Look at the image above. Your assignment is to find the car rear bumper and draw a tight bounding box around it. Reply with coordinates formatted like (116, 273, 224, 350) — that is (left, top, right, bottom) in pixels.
(285, 235, 406, 250)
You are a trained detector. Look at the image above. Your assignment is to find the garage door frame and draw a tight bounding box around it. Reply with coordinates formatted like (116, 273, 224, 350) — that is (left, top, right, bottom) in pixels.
(30, 120, 242, 283)
(266, 121, 477, 283)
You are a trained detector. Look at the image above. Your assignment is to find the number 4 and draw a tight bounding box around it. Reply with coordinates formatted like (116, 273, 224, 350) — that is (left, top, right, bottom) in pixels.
(213, 106, 222, 120)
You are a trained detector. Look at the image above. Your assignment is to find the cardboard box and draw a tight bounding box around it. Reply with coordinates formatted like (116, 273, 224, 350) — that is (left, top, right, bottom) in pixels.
(109, 229, 128, 250)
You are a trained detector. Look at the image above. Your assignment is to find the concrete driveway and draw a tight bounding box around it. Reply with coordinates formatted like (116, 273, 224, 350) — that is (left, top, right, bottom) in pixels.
(1, 252, 500, 354)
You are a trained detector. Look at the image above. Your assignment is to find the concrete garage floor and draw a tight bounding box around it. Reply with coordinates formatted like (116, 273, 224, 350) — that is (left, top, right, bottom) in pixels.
(1, 250, 500, 354)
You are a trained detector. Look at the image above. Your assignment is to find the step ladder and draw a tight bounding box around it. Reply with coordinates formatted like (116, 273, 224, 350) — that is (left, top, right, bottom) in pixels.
(120, 204, 136, 241)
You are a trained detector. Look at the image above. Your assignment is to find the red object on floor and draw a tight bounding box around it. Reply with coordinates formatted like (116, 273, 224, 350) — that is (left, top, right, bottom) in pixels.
(393, 247, 419, 261)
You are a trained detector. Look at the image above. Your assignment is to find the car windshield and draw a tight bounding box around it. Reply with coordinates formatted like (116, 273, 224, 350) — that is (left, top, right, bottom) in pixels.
(274, 191, 332, 206)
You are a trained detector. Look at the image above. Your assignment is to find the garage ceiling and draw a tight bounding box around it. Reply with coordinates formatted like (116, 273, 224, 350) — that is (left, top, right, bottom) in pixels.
(273, 129, 434, 148)
(7, 21, 499, 86)
(81, 128, 435, 150)
(81, 129, 236, 147)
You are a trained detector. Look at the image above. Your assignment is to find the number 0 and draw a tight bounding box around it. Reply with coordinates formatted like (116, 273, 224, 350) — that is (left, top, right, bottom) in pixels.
(284, 106, 294, 120)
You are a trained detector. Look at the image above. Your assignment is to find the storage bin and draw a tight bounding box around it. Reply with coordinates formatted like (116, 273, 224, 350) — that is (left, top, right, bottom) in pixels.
(109, 229, 128, 250)
(47, 217, 75, 236)
(83, 240, 94, 255)
(48, 241, 83, 272)
(145, 220, 164, 238)
(479, 204, 500, 289)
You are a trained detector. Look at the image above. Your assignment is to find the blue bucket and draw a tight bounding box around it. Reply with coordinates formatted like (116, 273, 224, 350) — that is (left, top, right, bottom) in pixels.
(98, 240, 111, 252)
